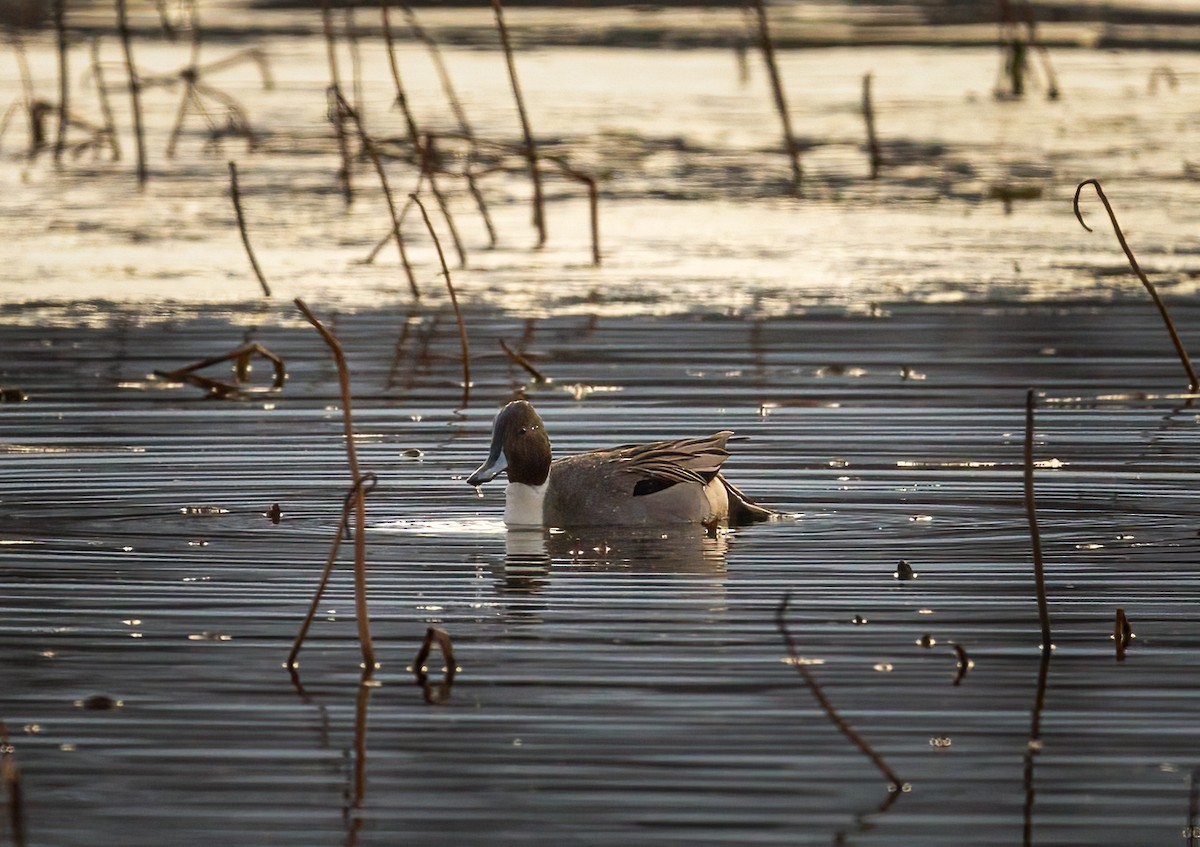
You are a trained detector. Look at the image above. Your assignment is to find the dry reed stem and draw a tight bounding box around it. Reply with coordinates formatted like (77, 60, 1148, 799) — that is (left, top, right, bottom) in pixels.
(861, 72, 881, 180)
(333, 90, 419, 299)
(362, 171, 426, 265)
(1074, 179, 1198, 392)
(295, 298, 376, 671)
(411, 193, 471, 401)
(344, 7, 364, 129)
(351, 665, 373, 808)
(421, 134, 467, 268)
(90, 38, 121, 160)
(228, 161, 272, 298)
(499, 338, 548, 383)
(1021, 645, 1052, 847)
(319, 0, 353, 204)
(400, 2, 473, 140)
(115, 0, 147, 185)
(776, 593, 905, 791)
(1024, 389, 1053, 651)
(748, 0, 802, 195)
(380, 4, 422, 154)
(286, 473, 377, 669)
(53, 0, 68, 164)
(544, 155, 601, 265)
(490, 0, 546, 247)
(1, 722, 24, 847)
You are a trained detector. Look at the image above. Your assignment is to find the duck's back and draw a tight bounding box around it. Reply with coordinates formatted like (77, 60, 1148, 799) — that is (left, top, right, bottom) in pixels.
(543, 450, 729, 528)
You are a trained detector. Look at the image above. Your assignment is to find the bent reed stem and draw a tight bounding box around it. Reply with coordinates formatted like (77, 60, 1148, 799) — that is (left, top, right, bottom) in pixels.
(1074, 179, 1198, 392)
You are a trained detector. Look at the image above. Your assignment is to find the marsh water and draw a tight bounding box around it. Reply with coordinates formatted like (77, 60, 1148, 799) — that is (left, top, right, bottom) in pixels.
(3, 3, 1200, 845)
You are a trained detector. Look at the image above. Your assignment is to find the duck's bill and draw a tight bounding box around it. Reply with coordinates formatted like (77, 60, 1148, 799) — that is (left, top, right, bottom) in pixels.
(466, 451, 507, 486)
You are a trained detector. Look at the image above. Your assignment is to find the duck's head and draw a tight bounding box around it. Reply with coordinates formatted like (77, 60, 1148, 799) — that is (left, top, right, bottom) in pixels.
(466, 400, 552, 487)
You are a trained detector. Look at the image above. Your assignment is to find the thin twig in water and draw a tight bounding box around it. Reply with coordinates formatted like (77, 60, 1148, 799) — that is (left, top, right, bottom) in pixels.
(775, 593, 905, 790)
(115, 0, 147, 185)
(228, 162, 271, 297)
(1024, 388, 1053, 651)
(412, 194, 471, 404)
(491, 0, 546, 247)
(294, 299, 376, 671)
(747, 0, 802, 195)
(333, 90, 419, 299)
(1074, 179, 1198, 392)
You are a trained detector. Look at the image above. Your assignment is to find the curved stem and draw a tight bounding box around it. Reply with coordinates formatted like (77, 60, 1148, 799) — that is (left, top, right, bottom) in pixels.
(1074, 178, 1198, 392)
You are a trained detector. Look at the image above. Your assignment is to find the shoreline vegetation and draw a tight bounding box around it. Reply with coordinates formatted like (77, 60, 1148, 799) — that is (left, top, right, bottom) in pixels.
(9, 1, 1200, 51)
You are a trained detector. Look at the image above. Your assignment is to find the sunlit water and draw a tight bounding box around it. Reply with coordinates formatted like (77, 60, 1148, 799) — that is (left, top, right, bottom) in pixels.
(3, 5, 1200, 846)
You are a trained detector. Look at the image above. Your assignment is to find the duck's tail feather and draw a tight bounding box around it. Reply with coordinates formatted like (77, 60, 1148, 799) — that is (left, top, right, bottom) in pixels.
(719, 475, 777, 524)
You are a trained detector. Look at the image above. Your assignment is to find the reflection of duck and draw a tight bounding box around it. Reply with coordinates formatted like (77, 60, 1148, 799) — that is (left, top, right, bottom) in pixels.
(467, 401, 776, 529)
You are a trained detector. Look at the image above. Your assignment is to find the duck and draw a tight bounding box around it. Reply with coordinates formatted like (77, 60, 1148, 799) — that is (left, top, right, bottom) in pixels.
(465, 400, 776, 529)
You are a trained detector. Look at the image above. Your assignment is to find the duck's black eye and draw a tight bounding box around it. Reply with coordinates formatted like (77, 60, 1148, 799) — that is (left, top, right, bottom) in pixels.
(520, 426, 528, 434)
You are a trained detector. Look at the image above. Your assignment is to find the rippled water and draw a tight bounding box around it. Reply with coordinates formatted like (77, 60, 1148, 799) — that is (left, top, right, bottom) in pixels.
(3, 301, 1199, 846)
(4, 4, 1200, 845)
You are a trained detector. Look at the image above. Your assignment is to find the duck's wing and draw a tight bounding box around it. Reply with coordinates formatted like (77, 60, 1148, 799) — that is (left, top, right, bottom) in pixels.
(605, 432, 734, 494)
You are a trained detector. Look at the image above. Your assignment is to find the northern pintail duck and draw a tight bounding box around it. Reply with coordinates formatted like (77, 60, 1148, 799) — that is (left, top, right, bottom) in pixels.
(466, 400, 775, 529)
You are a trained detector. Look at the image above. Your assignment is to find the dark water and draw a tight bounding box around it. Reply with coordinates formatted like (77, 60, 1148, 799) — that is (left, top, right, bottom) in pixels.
(2, 300, 1199, 845)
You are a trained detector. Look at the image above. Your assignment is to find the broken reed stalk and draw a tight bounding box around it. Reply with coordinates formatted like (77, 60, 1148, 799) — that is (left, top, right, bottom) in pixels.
(412, 626, 458, 704)
(490, 0, 547, 247)
(748, 0, 802, 195)
(227, 162, 272, 298)
(861, 72, 881, 180)
(775, 593, 904, 791)
(319, 0, 353, 204)
(294, 299, 376, 671)
(333, 90, 419, 300)
(115, 0, 148, 185)
(287, 473, 378, 670)
(1, 722, 24, 847)
(1114, 608, 1133, 661)
(53, 0, 68, 164)
(499, 338, 548, 383)
(1074, 179, 1199, 392)
(412, 193, 471, 400)
(157, 341, 285, 397)
(1024, 389, 1053, 651)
